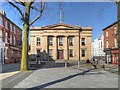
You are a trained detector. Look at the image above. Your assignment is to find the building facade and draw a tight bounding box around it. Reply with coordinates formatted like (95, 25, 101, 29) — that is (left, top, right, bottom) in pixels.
(0, 11, 22, 64)
(103, 22, 118, 64)
(29, 23, 92, 62)
(92, 34, 105, 57)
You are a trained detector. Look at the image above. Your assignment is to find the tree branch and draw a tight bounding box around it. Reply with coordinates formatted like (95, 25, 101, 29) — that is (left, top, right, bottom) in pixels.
(29, 2, 46, 26)
(6, 0, 24, 21)
(14, 0, 26, 6)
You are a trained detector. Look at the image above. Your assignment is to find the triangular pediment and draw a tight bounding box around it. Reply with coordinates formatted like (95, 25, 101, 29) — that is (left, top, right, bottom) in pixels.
(41, 23, 81, 30)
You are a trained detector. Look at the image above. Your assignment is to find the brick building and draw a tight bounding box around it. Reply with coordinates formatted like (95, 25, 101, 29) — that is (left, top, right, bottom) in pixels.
(0, 11, 22, 64)
(103, 22, 118, 64)
(29, 23, 92, 63)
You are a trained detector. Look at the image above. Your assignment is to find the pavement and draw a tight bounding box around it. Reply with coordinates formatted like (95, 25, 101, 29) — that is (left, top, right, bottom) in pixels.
(0, 62, 119, 89)
(14, 66, 118, 89)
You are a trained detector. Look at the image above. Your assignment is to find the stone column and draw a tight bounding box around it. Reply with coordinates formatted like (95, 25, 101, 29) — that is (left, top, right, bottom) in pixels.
(64, 36, 68, 60)
(42, 35, 48, 60)
(53, 36, 57, 60)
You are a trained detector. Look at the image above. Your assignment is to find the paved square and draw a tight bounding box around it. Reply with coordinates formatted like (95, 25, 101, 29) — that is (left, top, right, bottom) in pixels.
(14, 67, 118, 89)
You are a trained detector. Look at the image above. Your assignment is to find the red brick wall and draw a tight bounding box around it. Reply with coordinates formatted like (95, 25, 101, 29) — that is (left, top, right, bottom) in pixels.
(104, 23, 118, 49)
(0, 12, 22, 64)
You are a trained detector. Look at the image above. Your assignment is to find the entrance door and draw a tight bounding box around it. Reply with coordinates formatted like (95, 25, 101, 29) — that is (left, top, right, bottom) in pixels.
(58, 50, 64, 59)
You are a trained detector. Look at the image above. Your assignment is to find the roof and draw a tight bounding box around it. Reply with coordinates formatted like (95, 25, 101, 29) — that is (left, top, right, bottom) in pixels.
(30, 23, 92, 30)
(103, 21, 117, 31)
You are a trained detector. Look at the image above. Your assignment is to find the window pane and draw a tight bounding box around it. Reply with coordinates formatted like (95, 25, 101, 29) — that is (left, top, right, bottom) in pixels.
(82, 38, 85, 46)
(49, 37, 53, 46)
(0, 15, 3, 25)
(69, 37, 73, 46)
(49, 49, 52, 56)
(69, 49, 73, 57)
(5, 32, 8, 43)
(36, 37, 40, 46)
(82, 49, 85, 57)
(59, 37, 63, 46)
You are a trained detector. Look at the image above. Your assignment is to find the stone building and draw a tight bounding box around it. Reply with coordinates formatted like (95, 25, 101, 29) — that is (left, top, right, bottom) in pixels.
(29, 23, 92, 62)
(103, 21, 118, 64)
(0, 11, 22, 64)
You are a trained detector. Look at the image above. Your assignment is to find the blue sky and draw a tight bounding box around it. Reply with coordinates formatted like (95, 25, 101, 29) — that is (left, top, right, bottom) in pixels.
(0, 2, 117, 42)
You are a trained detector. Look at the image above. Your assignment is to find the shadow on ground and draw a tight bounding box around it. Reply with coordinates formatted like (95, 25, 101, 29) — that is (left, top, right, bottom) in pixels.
(26, 68, 103, 90)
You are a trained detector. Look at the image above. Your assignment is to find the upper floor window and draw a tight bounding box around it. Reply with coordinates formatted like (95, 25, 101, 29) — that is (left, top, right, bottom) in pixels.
(106, 31, 108, 37)
(114, 38, 118, 48)
(82, 49, 85, 57)
(114, 26, 117, 35)
(49, 37, 53, 46)
(11, 49, 14, 57)
(18, 30, 21, 36)
(36, 37, 40, 46)
(69, 49, 73, 57)
(58, 37, 63, 46)
(0, 15, 3, 26)
(14, 36, 16, 45)
(10, 24, 12, 32)
(10, 34, 12, 44)
(69, 37, 73, 46)
(106, 40, 109, 48)
(6, 21, 8, 29)
(48, 49, 52, 57)
(14, 27, 16, 33)
(5, 32, 8, 43)
(82, 38, 85, 46)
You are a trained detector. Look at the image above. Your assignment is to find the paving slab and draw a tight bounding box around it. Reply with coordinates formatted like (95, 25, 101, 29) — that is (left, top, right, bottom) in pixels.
(14, 67, 118, 89)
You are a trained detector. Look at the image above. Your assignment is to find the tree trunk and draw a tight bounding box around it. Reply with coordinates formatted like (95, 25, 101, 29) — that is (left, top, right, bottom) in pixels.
(117, 2, 120, 75)
(20, 3, 30, 71)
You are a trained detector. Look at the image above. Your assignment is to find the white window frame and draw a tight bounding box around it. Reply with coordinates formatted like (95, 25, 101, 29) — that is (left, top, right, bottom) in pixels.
(69, 37, 73, 46)
(10, 34, 12, 44)
(10, 24, 12, 32)
(106, 31, 108, 37)
(14, 36, 16, 45)
(48, 49, 52, 57)
(114, 38, 118, 47)
(36, 37, 40, 46)
(49, 37, 53, 46)
(82, 49, 86, 57)
(14, 26, 16, 33)
(106, 41, 109, 48)
(114, 27, 117, 35)
(59, 37, 63, 46)
(6, 21, 8, 29)
(82, 38, 86, 46)
(69, 49, 73, 57)
(0, 15, 3, 26)
(5, 32, 8, 43)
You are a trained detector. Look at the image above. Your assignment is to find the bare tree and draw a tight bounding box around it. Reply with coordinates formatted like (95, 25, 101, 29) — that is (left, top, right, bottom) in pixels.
(6, 0, 46, 71)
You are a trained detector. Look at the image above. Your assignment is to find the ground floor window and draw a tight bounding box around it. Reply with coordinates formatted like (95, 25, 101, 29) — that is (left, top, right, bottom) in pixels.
(69, 49, 73, 57)
(48, 49, 52, 57)
(82, 49, 85, 57)
(5, 48, 8, 59)
(36, 49, 41, 54)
